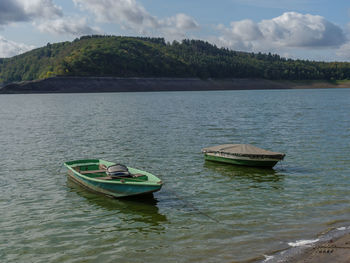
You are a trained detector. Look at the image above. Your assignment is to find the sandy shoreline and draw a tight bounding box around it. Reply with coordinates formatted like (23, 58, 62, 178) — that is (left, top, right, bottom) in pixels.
(262, 229, 350, 263)
(1, 77, 350, 94)
(285, 233, 350, 263)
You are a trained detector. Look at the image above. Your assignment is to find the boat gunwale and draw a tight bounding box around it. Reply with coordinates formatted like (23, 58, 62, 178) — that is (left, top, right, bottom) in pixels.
(203, 153, 279, 167)
(202, 150, 285, 160)
(64, 160, 162, 186)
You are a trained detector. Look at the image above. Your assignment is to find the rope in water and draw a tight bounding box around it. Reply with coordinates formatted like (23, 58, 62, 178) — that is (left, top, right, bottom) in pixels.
(147, 170, 220, 223)
(162, 186, 220, 223)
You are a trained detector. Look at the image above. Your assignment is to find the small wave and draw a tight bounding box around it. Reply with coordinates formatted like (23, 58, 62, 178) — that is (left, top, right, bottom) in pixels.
(263, 255, 275, 262)
(335, 226, 350, 232)
(262, 226, 350, 262)
(288, 239, 319, 247)
(337, 227, 347, 231)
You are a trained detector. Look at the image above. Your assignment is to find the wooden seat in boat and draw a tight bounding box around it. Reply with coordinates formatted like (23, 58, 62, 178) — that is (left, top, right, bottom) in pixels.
(80, 169, 106, 174)
(132, 174, 145, 178)
(94, 176, 114, 180)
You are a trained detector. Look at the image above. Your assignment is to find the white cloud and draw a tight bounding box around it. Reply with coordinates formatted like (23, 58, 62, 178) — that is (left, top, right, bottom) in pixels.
(73, 0, 198, 39)
(162, 13, 199, 30)
(215, 12, 346, 53)
(230, 0, 315, 9)
(336, 43, 350, 60)
(0, 0, 100, 56)
(0, 35, 35, 58)
(36, 17, 102, 36)
(336, 22, 350, 60)
(159, 13, 199, 40)
(0, 1, 27, 25)
(0, 0, 98, 37)
(0, 0, 62, 25)
(229, 20, 262, 41)
(73, 0, 159, 30)
(260, 12, 345, 47)
(21, 0, 62, 19)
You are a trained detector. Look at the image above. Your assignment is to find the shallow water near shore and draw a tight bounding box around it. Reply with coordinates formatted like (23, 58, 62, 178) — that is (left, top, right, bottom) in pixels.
(1, 89, 350, 262)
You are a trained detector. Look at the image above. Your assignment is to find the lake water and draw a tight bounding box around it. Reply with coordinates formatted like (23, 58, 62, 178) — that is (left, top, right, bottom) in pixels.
(1, 89, 350, 263)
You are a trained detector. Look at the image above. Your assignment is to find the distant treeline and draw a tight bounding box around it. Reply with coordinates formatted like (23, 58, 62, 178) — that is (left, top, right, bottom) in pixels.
(1, 35, 350, 84)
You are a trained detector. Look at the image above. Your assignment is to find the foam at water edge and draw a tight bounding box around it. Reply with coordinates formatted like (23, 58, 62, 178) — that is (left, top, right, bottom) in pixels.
(287, 239, 319, 247)
(336, 226, 350, 231)
(263, 255, 275, 262)
(261, 226, 350, 262)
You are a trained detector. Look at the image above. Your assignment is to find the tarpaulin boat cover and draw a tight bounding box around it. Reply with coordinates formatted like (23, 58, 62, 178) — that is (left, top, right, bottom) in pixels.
(202, 144, 285, 159)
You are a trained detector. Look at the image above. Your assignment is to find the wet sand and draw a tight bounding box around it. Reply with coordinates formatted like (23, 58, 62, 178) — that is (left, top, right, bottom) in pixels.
(285, 233, 350, 263)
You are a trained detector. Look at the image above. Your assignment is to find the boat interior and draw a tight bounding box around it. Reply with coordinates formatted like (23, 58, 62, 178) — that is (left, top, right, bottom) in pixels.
(72, 163, 148, 181)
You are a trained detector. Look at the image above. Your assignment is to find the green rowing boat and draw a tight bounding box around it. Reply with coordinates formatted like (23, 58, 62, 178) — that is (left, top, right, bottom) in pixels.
(202, 144, 285, 168)
(64, 159, 163, 198)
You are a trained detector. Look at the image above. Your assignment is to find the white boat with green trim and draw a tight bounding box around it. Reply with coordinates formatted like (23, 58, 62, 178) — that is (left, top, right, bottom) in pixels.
(202, 144, 285, 168)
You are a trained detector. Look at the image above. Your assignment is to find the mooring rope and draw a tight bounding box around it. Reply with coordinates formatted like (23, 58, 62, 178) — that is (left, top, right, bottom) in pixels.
(163, 187, 220, 223)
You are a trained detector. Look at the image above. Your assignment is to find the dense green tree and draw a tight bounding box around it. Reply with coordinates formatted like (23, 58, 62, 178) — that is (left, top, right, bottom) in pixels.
(1, 35, 350, 84)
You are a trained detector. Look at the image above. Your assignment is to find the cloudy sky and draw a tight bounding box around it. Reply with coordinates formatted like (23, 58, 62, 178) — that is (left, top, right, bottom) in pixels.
(0, 0, 350, 61)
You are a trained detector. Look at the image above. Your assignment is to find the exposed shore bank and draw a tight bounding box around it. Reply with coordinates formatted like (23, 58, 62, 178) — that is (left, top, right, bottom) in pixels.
(285, 233, 350, 263)
(262, 228, 350, 263)
(1, 77, 350, 94)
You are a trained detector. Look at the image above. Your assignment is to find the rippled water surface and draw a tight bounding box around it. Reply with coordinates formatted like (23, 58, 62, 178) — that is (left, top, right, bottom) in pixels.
(1, 89, 350, 262)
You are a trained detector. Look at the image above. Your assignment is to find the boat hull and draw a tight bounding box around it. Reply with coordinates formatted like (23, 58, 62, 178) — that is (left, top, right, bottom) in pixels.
(67, 170, 162, 198)
(204, 153, 279, 168)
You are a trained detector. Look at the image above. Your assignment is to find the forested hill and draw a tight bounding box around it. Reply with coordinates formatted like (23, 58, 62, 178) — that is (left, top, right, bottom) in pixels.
(1, 35, 350, 85)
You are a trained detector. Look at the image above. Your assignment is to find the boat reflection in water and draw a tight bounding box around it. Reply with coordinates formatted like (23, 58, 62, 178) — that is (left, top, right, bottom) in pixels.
(66, 177, 168, 228)
(203, 160, 285, 185)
